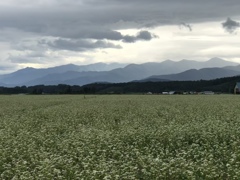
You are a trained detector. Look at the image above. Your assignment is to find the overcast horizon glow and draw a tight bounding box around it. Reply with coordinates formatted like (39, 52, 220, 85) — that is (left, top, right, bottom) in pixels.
(0, 0, 240, 74)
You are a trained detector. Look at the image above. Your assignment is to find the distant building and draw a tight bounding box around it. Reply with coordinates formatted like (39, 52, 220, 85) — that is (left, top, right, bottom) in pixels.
(234, 82, 240, 94)
(169, 91, 175, 95)
(203, 91, 214, 95)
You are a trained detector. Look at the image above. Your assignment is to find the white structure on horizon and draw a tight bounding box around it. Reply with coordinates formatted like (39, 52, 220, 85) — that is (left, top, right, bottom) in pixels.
(203, 91, 214, 95)
(234, 82, 240, 94)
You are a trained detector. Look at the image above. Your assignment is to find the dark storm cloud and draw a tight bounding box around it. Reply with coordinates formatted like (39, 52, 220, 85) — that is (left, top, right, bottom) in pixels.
(42, 39, 122, 51)
(1, 0, 240, 39)
(122, 31, 158, 43)
(137, 31, 158, 40)
(222, 17, 240, 33)
(1, 0, 240, 58)
(49, 28, 156, 42)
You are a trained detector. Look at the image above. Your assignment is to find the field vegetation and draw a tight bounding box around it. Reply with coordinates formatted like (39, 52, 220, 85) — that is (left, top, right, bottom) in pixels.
(0, 95, 240, 179)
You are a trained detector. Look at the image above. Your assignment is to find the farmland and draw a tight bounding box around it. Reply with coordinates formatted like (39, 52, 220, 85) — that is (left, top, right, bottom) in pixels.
(0, 95, 240, 179)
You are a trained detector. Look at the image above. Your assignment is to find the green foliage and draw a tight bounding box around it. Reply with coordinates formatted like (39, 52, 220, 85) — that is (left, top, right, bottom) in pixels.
(1, 75, 240, 94)
(0, 95, 240, 179)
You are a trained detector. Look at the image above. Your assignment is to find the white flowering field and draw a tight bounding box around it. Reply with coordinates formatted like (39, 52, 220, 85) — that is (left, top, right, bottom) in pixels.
(0, 95, 240, 179)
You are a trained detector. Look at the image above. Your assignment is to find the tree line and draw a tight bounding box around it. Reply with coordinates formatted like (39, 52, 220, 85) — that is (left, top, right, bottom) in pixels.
(0, 75, 240, 94)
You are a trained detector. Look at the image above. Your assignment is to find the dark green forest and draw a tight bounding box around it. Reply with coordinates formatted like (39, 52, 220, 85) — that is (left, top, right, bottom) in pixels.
(0, 75, 240, 94)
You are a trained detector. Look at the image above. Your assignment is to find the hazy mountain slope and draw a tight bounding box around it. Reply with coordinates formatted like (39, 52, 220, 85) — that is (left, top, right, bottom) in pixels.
(122, 57, 238, 77)
(0, 63, 127, 86)
(25, 69, 140, 86)
(132, 78, 170, 82)
(145, 67, 240, 81)
(223, 64, 240, 71)
(0, 57, 238, 86)
(25, 66, 240, 86)
(0, 82, 7, 87)
(26, 71, 102, 86)
(202, 57, 237, 67)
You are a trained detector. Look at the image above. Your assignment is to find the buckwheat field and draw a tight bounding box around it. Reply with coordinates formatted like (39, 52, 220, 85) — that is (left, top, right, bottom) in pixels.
(0, 95, 240, 179)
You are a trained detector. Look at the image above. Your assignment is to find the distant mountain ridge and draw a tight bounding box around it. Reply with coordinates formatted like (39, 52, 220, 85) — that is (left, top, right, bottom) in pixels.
(141, 67, 240, 82)
(0, 58, 239, 87)
(0, 62, 127, 86)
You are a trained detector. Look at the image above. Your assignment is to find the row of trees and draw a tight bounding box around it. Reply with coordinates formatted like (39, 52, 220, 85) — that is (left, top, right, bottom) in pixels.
(81, 76, 240, 94)
(0, 76, 239, 94)
(0, 84, 96, 94)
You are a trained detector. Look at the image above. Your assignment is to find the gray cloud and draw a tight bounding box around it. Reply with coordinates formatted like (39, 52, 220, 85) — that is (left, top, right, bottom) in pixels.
(1, 0, 240, 40)
(10, 57, 38, 64)
(137, 31, 158, 40)
(180, 23, 192, 31)
(222, 17, 240, 33)
(41, 39, 122, 51)
(1, 0, 240, 70)
(11, 39, 46, 51)
(123, 31, 158, 43)
(8, 52, 50, 64)
(46, 27, 157, 43)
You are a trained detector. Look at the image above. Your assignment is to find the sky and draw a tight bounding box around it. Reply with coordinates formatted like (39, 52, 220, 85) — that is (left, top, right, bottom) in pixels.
(0, 0, 240, 74)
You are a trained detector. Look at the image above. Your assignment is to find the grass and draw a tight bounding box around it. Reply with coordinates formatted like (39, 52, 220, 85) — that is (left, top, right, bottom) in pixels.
(0, 94, 240, 179)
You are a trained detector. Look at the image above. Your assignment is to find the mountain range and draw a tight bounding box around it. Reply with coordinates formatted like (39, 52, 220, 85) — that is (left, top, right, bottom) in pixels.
(0, 62, 126, 86)
(140, 67, 240, 82)
(0, 57, 239, 87)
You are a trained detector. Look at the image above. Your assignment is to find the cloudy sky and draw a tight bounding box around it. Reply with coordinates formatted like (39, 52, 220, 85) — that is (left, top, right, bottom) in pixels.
(0, 0, 240, 73)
